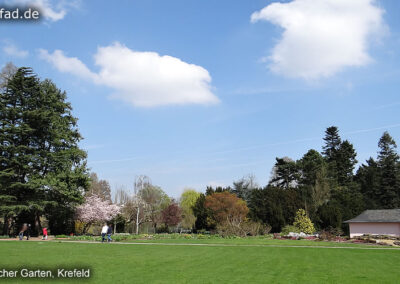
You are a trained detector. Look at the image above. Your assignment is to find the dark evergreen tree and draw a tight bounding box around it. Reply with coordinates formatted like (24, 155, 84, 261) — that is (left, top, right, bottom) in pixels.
(281, 188, 304, 226)
(336, 140, 357, 185)
(356, 158, 380, 209)
(318, 184, 365, 232)
(377, 132, 399, 208)
(0, 67, 89, 235)
(0, 67, 42, 235)
(299, 149, 325, 187)
(322, 126, 342, 184)
(321, 127, 357, 187)
(269, 157, 299, 189)
(322, 126, 341, 162)
(205, 186, 231, 196)
(297, 150, 330, 221)
(231, 174, 258, 203)
(248, 187, 285, 232)
(248, 186, 302, 232)
(192, 193, 213, 231)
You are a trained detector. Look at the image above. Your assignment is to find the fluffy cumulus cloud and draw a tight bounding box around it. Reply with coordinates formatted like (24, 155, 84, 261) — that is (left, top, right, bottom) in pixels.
(7, 0, 79, 22)
(39, 42, 219, 107)
(251, 0, 386, 80)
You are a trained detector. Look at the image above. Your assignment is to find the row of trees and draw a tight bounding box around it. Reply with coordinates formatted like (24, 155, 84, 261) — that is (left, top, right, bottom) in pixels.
(76, 175, 265, 237)
(1, 65, 399, 236)
(189, 127, 400, 233)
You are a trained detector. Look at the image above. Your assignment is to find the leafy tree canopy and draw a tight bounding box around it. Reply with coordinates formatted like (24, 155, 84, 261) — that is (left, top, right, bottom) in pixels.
(0, 67, 89, 235)
(179, 188, 200, 229)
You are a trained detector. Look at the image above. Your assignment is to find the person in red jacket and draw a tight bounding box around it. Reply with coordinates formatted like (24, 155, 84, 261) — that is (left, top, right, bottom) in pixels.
(42, 227, 48, 240)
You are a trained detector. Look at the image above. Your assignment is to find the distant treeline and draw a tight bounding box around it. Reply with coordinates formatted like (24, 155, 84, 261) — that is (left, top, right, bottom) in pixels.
(1, 65, 399, 236)
(193, 127, 400, 233)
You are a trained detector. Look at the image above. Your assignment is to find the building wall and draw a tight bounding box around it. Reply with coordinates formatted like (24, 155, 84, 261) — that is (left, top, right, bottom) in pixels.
(349, 222, 400, 238)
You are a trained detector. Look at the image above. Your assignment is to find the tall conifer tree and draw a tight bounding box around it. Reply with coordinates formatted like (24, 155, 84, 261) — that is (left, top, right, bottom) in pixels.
(0, 67, 89, 235)
(336, 140, 357, 185)
(322, 126, 341, 162)
(377, 132, 399, 208)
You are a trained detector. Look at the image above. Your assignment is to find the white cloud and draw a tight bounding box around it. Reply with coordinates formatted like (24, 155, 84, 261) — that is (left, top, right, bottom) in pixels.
(39, 42, 219, 107)
(34, 0, 65, 21)
(7, 0, 79, 22)
(38, 49, 97, 80)
(251, 0, 386, 80)
(3, 42, 28, 58)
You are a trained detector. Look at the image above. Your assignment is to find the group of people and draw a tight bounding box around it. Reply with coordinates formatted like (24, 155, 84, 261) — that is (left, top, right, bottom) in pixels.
(18, 224, 48, 240)
(101, 224, 113, 243)
(18, 223, 111, 242)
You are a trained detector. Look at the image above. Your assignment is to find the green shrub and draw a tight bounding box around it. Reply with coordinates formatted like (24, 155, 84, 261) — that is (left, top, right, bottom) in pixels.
(281, 225, 300, 236)
(55, 234, 69, 238)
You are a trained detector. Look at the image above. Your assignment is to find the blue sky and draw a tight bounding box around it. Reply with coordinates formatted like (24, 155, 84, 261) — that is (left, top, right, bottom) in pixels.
(1, 0, 400, 198)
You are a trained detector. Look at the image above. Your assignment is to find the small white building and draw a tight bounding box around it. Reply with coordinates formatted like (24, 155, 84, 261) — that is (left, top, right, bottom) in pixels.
(344, 209, 400, 238)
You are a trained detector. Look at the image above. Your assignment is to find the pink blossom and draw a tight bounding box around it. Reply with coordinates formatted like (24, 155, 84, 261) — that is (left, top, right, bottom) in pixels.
(76, 194, 120, 224)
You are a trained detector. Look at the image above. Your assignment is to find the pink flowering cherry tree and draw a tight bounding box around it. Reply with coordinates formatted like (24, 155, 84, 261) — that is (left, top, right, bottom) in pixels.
(76, 194, 121, 234)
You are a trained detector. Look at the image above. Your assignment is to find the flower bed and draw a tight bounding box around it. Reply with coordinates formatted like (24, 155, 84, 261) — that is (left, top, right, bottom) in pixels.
(54, 233, 274, 242)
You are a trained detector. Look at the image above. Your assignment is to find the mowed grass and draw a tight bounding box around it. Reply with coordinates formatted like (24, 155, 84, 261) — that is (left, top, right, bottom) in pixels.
(0, 240, 399, 283)
(61, 234, 394, 248)
(121, 237, 381, 247)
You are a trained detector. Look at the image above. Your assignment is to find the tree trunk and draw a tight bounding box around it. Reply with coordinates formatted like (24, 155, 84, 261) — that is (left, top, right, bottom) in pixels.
(35, 212, 42, 236)
(2, 214, 8, 236)
(8, 216, 14, 236)
(136, 206, 140, 234)
(82, 223, 91, 235)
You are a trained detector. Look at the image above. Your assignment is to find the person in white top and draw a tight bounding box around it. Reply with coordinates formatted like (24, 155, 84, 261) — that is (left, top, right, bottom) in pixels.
(101, 224, 108, 243)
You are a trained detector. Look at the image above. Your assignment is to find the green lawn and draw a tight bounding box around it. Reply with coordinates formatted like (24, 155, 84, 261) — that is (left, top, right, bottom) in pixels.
(120, 237, 385, 247)
(60, 235, 395, 248)
(0, 240, 399, 283)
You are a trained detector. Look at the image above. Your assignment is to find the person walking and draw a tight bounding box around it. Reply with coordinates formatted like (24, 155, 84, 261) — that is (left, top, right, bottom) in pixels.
(26, 224, 31, 240)
(107, 225, 112, 242)
(42, 227, 48, 240)
(101, 223, 108, 243)
(19, 224, 27, 241)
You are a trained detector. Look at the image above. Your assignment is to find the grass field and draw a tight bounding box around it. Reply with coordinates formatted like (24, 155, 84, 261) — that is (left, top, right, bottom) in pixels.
(0, 240, 399, 283)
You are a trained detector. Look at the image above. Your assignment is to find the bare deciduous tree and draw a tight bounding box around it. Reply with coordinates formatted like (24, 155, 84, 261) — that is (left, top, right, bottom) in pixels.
(134, 175, 151, 194)
(124, 193, 150, 234)
(87, 173, 112, 201)
(0, 62, 17, 90)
